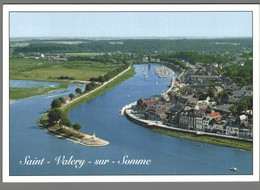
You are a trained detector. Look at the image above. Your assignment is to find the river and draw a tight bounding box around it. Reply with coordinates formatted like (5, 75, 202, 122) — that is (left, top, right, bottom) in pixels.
(9, 64, 252, 176)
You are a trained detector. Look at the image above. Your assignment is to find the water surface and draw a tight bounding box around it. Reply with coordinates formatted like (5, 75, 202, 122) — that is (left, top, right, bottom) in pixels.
(9, 64, 252, 175)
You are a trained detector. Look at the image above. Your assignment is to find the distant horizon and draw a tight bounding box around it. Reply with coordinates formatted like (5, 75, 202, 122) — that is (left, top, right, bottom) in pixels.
(10, 36, 252, 40)
(10, 12, 252, 38)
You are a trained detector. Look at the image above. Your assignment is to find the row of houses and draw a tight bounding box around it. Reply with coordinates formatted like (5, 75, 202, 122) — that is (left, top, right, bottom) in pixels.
(136, 95, 253, 138)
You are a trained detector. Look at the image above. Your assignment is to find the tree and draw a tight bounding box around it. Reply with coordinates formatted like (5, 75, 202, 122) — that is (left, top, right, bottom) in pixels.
(167, 91, 173, 96)
(73, 123, 82, 130)
(48, 108, 62, 125)
(85, 81, 98, 92)
(69, 93, 75, 100)
(229, 105, 237, 112)
(75, 88, 82, 95)
(208, 87, 215, 98)
(85, 84, 92, 91)
(58, 97, 66, 104)
(60, 114, 72, 127)
(237, 100, 248, 114)
(51, 98, 62, 108)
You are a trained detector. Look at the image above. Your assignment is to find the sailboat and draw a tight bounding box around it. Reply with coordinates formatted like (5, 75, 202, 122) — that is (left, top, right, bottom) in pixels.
(143, 67, 148, 79)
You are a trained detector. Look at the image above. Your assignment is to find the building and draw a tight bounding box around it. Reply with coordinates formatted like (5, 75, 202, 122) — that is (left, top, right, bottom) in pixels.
(226, 123, 240, 136)
(64, 96, 70, 103)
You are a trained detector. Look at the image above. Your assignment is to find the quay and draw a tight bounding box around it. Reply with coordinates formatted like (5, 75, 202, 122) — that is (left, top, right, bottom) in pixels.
(123, 102, 252, 143)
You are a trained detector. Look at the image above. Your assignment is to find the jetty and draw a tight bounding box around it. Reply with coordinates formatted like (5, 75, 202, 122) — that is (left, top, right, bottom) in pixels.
(47, 125, 109, 147)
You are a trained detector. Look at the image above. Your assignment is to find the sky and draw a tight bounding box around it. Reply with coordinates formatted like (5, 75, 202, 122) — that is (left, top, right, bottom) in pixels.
(10, 12, 252, 38)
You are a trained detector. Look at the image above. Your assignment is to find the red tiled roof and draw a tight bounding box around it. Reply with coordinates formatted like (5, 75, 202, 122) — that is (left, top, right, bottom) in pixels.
(208, 112, 222, 121)
(64, 96, 70, 101)
(144, 101, 158, 106)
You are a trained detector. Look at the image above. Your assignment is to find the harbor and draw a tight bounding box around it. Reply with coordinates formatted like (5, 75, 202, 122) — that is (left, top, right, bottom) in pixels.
(154, 65, 175, 78)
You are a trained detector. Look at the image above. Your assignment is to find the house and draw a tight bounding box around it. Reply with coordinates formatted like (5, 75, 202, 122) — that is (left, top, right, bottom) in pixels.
(202, 117, 213, 132)
(53, 57, 68, 61)
(240, 128, 253, 138)
(212, 120, 227, 133)
(144, 105, 166, 121)
(238, 115, 247, 125)
(64, 96, 70, 103)
(212, 104, 232, 114)
(226, 123, 240, 136)
(208, 111, 222, 121)
(195, 116, 204, 130)
(137, 98, 158, 113)
(64, 96, 70, 104)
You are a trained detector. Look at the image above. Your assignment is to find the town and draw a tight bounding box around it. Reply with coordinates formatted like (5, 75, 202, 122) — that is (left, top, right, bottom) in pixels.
(125, 52, 253, 141)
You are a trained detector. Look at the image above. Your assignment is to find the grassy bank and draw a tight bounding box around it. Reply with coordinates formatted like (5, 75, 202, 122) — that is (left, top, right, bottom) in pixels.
(152, 128, 253, 151)
(10, 83, 68, 100)
(10, 57, 117, 82)
(37, 112, 82, 137)
(37, 66, 135, 146)
(62, 66, 136, 115)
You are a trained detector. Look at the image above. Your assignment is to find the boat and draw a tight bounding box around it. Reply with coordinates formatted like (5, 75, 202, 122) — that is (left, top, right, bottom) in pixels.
(197, 144, 202, 147)
(127, 95, 130, 98)
(156, 82, 158, 85)
(229, 167, 238, 171)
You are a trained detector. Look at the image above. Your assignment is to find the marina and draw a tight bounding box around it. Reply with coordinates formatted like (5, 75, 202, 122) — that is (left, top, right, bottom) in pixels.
(154, 65, 175, 78)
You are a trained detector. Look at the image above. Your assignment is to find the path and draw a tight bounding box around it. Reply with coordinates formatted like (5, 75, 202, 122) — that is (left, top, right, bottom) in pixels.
(61, 66, 131, 110)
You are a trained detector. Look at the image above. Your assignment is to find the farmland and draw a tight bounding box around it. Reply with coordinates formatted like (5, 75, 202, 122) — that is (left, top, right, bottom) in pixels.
(10, 57, 118, 82)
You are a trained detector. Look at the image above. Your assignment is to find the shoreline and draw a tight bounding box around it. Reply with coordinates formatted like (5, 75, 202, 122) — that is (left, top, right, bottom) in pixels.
(10, 83, 68, 100)
(38, 66, 136, 147)
(62, 66, 135, 115)
(123, 102, 252, 150)
(47, 125, 109, 147)
(122, 66, 252, 150)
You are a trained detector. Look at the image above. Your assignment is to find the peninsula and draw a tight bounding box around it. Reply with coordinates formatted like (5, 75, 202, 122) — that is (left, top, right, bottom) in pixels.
(38, 64, 135, 147)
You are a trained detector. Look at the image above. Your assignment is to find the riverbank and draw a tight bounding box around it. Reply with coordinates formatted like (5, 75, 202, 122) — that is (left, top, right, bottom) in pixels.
(62, 66, 136, 115)
(38, 111, 109, 147)
(47, 124, 109, 147)
(123, 102, 252, 151)
(38, 66, 136, 147)
(10, 83, 68, 100)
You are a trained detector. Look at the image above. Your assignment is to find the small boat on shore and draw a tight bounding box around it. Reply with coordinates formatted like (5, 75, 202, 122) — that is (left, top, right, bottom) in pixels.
(229, 167, 238, 171)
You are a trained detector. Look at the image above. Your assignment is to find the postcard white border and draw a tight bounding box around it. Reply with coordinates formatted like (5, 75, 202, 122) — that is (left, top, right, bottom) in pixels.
(2, 4, 260, 183)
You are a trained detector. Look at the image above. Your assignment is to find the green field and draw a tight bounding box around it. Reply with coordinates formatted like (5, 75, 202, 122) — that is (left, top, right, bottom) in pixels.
(10, 57, 118, 82)
(152, 128, 253, 151)
(10, 83, 68, 100)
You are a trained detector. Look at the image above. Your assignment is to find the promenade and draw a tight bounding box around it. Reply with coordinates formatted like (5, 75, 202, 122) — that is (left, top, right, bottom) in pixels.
(123, 102, 252, 143)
